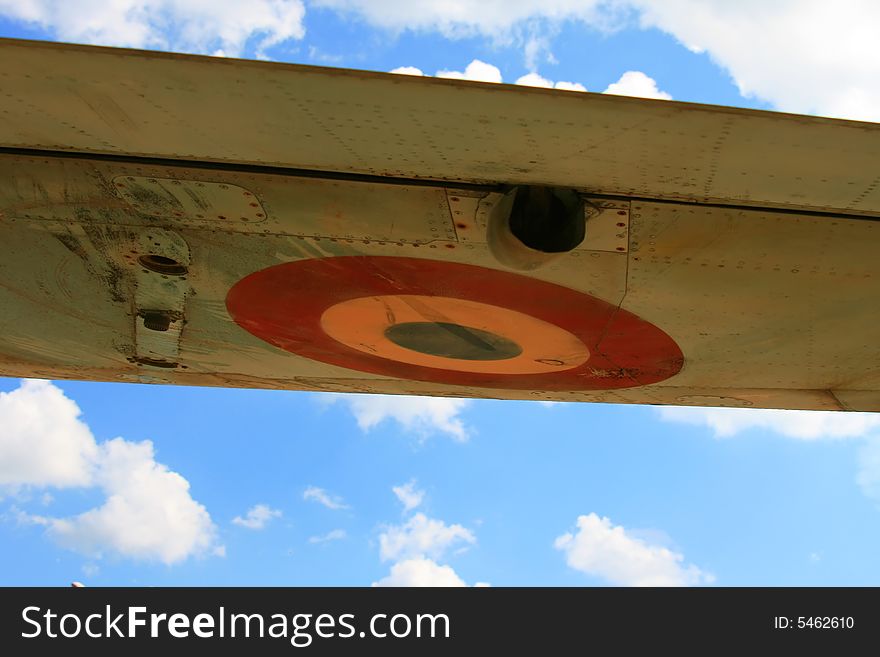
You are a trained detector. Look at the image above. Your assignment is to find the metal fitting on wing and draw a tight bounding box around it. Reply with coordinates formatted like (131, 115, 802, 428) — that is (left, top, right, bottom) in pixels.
(487, 185, 586, 270)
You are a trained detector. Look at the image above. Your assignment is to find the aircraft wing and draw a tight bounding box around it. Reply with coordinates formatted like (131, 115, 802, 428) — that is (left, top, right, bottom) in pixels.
(1, 38, 879, 411)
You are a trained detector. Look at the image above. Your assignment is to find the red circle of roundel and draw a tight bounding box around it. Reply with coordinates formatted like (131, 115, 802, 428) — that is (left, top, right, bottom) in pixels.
(225, 256, 683, 391)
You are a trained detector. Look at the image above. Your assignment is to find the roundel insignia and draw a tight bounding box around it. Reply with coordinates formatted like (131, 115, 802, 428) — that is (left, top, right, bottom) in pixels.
(225, 256, 683, 391)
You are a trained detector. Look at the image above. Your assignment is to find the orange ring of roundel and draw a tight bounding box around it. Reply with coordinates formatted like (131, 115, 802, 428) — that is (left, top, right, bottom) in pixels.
(321, 294, 591, 375)
(225, 256, 684, 391)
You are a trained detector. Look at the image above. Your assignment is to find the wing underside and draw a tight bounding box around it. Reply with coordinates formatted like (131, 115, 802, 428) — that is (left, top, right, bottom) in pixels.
(1, 39, 879, 410)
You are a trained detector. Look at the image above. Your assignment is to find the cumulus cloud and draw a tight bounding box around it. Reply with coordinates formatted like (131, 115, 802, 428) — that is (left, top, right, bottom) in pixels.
(0, 0, 305, 57)
(308, 528, 347, 544)
(303, 485, 349, 510)
(333, 1, 880, 121)
(555, 513, 714, 586)
(372, 486, 484, 586)
(658, 407, 880, 440)
(0, 380, 98, 489)
(392, 480, 425, 512)
(603, 70, 671, 99)
(393, 59, 673, 99)
(379, 512, 475, 562)
(391, 60, 587, 91)
(43, 439, 218, 564)
(329, 393, 472, 442)
(389, 65, 425, 76)
(373, 557, 468, 587)
(515, 72, 586, 91)
(629, 0, 880, 121)
(232, 504, 282, 530)
(436, 59, 503, 83)
(1, 380, 219, 564)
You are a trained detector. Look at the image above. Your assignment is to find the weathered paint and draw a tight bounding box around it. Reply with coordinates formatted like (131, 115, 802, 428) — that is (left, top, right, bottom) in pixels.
(226, 257, 681, 389)
(0, 39, 879, 410)
(320, 296, 588, 373)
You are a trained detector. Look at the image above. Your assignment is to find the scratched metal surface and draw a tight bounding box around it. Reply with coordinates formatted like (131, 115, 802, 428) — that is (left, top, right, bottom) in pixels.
(1, 152, 879, 410)
(1, 39, 879, 410)
(2, 38, 880, 216)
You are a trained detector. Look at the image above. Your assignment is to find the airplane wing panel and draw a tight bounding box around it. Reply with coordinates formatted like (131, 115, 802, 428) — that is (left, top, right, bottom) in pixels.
(1, 39, 879, 411)
(2, 38, 879, 216)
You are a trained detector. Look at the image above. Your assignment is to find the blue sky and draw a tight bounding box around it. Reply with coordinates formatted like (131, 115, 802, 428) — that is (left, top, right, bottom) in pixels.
(2, 1, 880, 587)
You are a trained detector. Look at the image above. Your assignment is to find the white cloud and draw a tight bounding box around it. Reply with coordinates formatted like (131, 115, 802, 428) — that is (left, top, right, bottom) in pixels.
(379, 512, 475, 562)
(629, 0, 880, 121)
(392, 61, 588, 93)
(658, 407, 880, 440)
(392, 59, 502, 83)
(0, 0, 305, 57)
(603, 70, 671, 99)
(555, 513, 714, 586)
(392, 480, 425, 512)
(232, 504, 282, 530)
(515, 72, 586, 91)
(554, 80, 589, 92)
(373, 557, 468, 587)
(523, 32, 557, 71)
(373, 490, 485, 586)
(328, 1, 880, 121)
(401, 58, 670, 109)
(44, 438, 219, 565)
(334, 394, 472, 441)
(437, 59, 503, 83)
(0, 380, 220, 565)
(516, 71, 571, 89)
(303, 485, 349, 510)
(308, 528, 347, 544)
(0, 380, 98, 489)
(389, 65, 425, 76)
